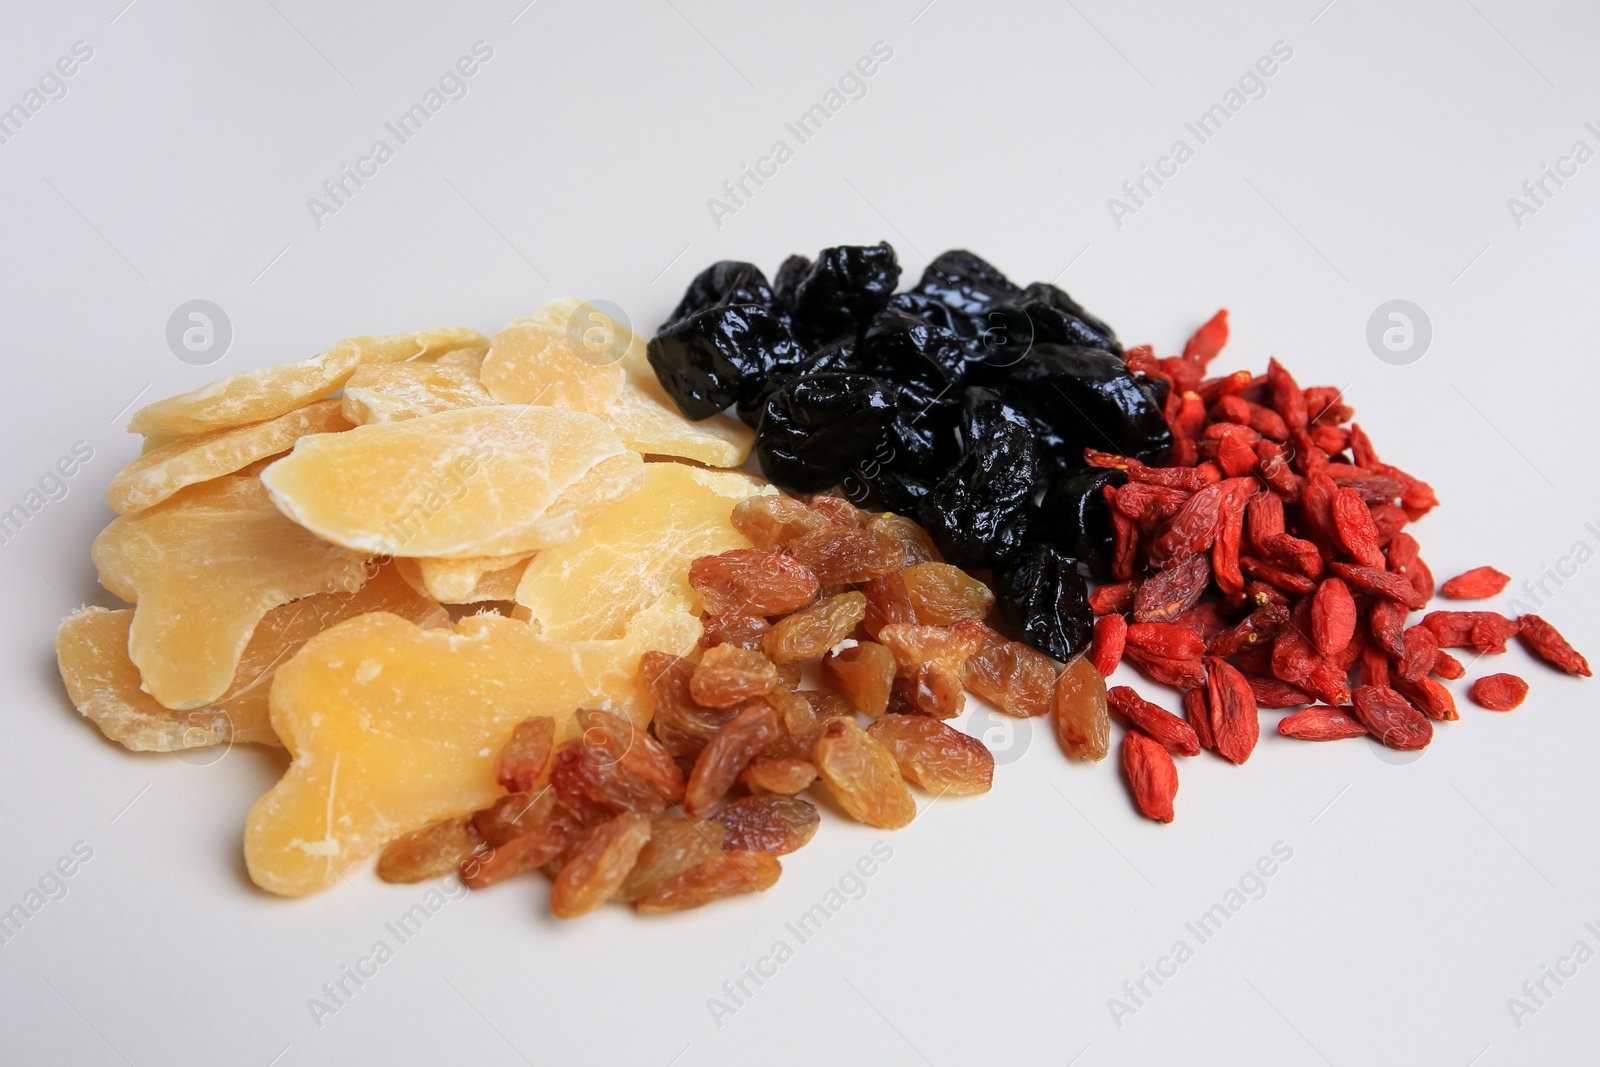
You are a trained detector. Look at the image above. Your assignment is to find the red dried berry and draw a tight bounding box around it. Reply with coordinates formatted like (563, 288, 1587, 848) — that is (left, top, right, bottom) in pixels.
(1470, 673, 1530, 711)
(1107, 686, 1201, 757)
(1204, 656, 1260, 764)
(1431, 648, 1465, 680)
(1439, 566, 1511, 600)
(1091, 613, 1128, 678)
(1121, 731, 1179, 823)
(1278, 705, 1368, 741)
(1244, 673, 1313, 709)
(1132, 554, 1212, 624)
(1398, 626, 1438, 684)
(1350, 685, 1432, 751)
(1310, 578, 1357, 657)
(1517, 615, 1591, 677)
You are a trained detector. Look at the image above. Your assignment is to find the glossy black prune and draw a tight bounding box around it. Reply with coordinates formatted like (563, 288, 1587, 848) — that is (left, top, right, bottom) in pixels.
(773, 254, 810, 312)
(665, 261, 774, 327)
(958, 387, 1032, 447)
(856, 308, 968, 402)
(1036, 468, 1127, 581)
(786, 242, 901, 347)
(917, 421, 1038, 570)
(756, 374, 896, 493)
(912, 250, 1022, 318)
(1013, 282, 1120, 353)
(1000, 343, 1172, 464)
(992, 543, 1094, 662)
(647, 304, 805, 421)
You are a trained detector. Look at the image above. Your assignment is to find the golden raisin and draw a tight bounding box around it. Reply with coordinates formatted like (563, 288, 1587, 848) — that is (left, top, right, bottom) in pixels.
(1054, 655, 1110, 761)
(861, 571, 916, 639)
(633, 850, 781, 914)
(812, 717, 917, 829)
(901, 563, 994, 626)
(689, 644, 779, 708)
(615, 817, 726, 903)
(867, 512, 939, 565)
(866, 714, 994, 795)
(741, 756, 818, 794)
(641, 651, 738, 760)
(785, 526, 908, 584)
(713, 794, 820, 854)
(470, 790, 556, 847)
(461, 823, 570, 890)
(684, 702, 783, 816)
(730, 495, 833, 550)
(702, 613, 772, 651)
(549, 812, 652, 918)
(377, 817, 481, 884)
(822, 641, 896, 717)
(962, 628, 1056, 718)
(688, 548, 820, 616)
(493, 716, 557, 793)
(763, 592, 868, 663)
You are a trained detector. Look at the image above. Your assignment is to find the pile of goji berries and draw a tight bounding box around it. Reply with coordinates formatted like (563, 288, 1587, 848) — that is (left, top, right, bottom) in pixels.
(1087, 310, 1591, 822)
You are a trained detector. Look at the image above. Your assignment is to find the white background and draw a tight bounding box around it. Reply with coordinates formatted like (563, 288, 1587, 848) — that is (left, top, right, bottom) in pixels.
(3, 1, 1599, 1064)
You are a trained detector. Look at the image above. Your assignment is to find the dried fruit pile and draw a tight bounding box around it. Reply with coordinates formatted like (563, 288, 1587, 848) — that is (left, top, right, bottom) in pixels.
(53, 242, 1591, 923)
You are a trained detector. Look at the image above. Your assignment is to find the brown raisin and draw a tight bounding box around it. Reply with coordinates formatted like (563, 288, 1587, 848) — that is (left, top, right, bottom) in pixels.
(684, 702, 782, 817)
(377, 817, 481, 884)
(688, 548, 820, 616)
(615, 817, 726, 903)
(1054, 655, 1110, 761)
(763, 591, 868, 663)
(576, 706, 686, 804)
(961, 627, 1056, 718)
(493, 716, 556, 794)
(549, 812, 652, 918)
(713, 794, 820, 854)
(822, 640, 896, 716)
(900, 562, 995, 625)
(812, 717, 917, 829)
(701, 613, 772, 651)
(634, 851, 781, 914)
(866, 713, 994, 795)
(730, 495, 832, 550)
(641, 651, 738, 760)
(689, 644, 779, 708)
(470, 790, 556, 847)
(785, 525, 908, 584)
(461, 823, 570, 890)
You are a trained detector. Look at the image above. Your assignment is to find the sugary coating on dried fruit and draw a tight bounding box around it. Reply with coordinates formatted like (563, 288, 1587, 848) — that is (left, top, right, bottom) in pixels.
(376, 817, 480, 884)
(688, 548, 819, 616)
(262, 405, 644, 559)
(516, 463, 773, 641)
(866, 714, 993, 795)
(689, 644, 779, 708)
(616, 818, 727, 902)
(396, 552, 533, 604)
(1054, 655, 1109, 761)
(480, 299, 632, 412)
(712, 795, 820, 854)
(108, 399, 352, 515)
(91, 476, 372, 710)
(813, 717, 917, 829)
(822, 640, 896, 717)
(129, 327, 485, 436)
(549, 812, 652, 918)
(56, 566, 445, 751)
(634, 850, 781, 914)
(994, 543, 1093, 662)
(601, 378, 754, 467)
(741, 756, 818, 795)
(763, 591, 868, 664)
(244, 595, 700, 896)
(1469, 674, 1529, 711)
(341, 362, 494, 424)
(962, 629, 1056, 718)
(1122, 731, 1178, 823)
(684, 702, 782, 817)
(900, 562, 994, 625)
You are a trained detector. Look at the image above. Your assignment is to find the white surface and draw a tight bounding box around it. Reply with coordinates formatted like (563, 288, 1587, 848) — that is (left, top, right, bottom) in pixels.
(3, 1, 1598, 1064)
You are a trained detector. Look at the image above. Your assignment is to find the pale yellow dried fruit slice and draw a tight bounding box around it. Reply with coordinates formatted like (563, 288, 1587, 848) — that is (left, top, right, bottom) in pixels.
(395, 552, 533, 604)
(260, 405, 643, 559)
(480, 298, 632, 412)
(602, 378, 753, 467)
(433, 346, 488, 372)
(244, 594, 701, 896)
(341, 362, 494, 424)
(128, 327, 487, 436)
(108, 399, 351, 515)
(91, 476, 371, 710)
(56, 567, 447, 752)
(514, 462, 772, 641)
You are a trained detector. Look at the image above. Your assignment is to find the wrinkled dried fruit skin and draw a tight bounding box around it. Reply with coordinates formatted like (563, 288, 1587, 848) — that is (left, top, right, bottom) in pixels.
(462, 823, 571, 889)
(1122, 646, 1207, 690)
(1122, 732, 1178, 823)
(648, 304, 805, 420)
(962, 629, 1057, 717)
(812, 717, 918, 829)
(378, 817, 481, 884)
(616, 818, 726, 902)
(742, 756, 819, 795)
(1090, 613, 1128, 677)
(685, 703, 782, 816)
(1107, 687, 1200, 757)
(1422, 610, 1521, 654)
(1278, 705, 1368, 741)
(576, 706, 687, 803)
(1517, 615, 1591, 677)
(470, 790, 556, 847)
(690, 644, 779, 708)
(1183, 688, 1215, 751)
(1204, 657, 1260, 764)
(786, 526, 908, 584)
(1125, 622, 1206, 660)
(495, 717, 557, 794)
(1132, 555, 1212, 625)
(731, 495, 836, 550)
(861, 571, 916, 637)
(757, 374, 898, 493)
(550, 812, 652, 918)
(1330, 562, 1425, 611)
(901, 562, 995, 625)
(634, 850, 782, 914)
(1399, 626, 1439, 684)
(1440, 566, 1511, 600)
(702, 613, 772, 651)
(764, 592, 868, 663)
(1432, 649, 1465, 680)
(641, 652, 734, 760)
(665, 260, 775, 326)
(994, 544, 1094, 661)
(1395, 675, 1458, 721)
(920, 423, 1039, 569)
(1350, 685, 1433, 751)
(1245, 674, 1313, 709)
(1470, 673, 1530, 711)
(689, 549, 821, 616)
(1310, 578, 1357, 657)
(713, 795, 821, 854)
(549, 739, 668, 822)
(823, 641, 896, 716)
(1054, 656, 1110, 761)
(866, 714, 994, 795)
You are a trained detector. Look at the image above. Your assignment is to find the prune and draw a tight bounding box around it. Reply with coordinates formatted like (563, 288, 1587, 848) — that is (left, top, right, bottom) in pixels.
(756, 374, 896, 493)
(1001, 344, 1172, 463)
(772, 254, 810, 313)
(736, 336, 853, 427)
(1010, 281, 1120, 354)
(912, 249, 1021, 319)
(665, 260, 774, 327)
(1035, 468, 1127, 581)
(858, 307, 969, 400)
(993, 543, 1094, 662)
(918, 422, 1038, 569)
(785, 242, 901, 347)
(884, 291, 984, 341)
(648, 304, 806, 420)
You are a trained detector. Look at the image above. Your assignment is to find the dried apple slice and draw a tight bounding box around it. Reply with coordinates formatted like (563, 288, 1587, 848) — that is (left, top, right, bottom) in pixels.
(244, 594, 701, 896)
(514, 462, 772, 641)
(108, 399, 351, 515)
(341, 362, 494, 424)
(128, 327, 486, 436)
(261, 405, 643, 558)
(395, 552, 533, 604)
(56, 567, 447, 752)
(602, 378, 753, 467)
(480, 298, 633, 412)
(91, 476, 371, 710)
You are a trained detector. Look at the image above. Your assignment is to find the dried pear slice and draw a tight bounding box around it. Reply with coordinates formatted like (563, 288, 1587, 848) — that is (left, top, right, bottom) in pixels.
(479, 298, 634, 412)
(55, 567, 447, 752)
(244, 594, 701, 896)
(514, 462, 772, 641)
(260, 405, 643, 559)
(341, 362, 494, 424)
(394, 552, 533, 604)
(601, 378, 753, 467)
(127, 327, 487, 436)
(108, 399, 352, 515)
(91, 476, 371, 710)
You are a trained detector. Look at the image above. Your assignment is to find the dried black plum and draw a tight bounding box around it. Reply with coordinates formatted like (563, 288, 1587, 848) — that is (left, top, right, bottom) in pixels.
(958, 387, 1032, 448)
(647, 304, 805, 421)
(992, 543, 1093, 662)
(884, 292, 981, 341)
(773, 254, 810, 312)
(755, 374, 896, 493)
(1035, 468, 1127, 581)
(856, 308, 968, 403)
(912, 250, 1021, 318)
(786, 242, 900, 347)
(665, 261, 774, 328)
(1000, 344, 1172, 464)
(1014, 282, 1120, 353)
(1008, 294, 1119, 355)
(845, 465, 935, 516)
(917, 421, 1038, 569)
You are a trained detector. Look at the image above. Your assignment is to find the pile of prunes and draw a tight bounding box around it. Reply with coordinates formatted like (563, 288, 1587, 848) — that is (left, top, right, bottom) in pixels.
(647, 242, 1172, 662)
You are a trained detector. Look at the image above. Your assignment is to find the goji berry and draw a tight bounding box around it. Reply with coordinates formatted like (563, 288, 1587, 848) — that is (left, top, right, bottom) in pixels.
(1278, 705, 1368, 741)
(1431, 648, 1465, 680)
(1132, 554, 1211, 624)
(1331, 486, 1385, 568)
(1182, 308, 1229, 367)
(1394, 675, 1458, 722)
(1182, 688, 1214, 752)
(1517, 615, 1591, 677)
(1439, 566, 1511, 600)
(1108, 686, 1201, 757)
(1470, 673, 1529, 711)
(1310, 578, 1357, 656)
(1398, 626, 1438, 684)
(1329, 562, 1425, 610)
(1089, 581, 1137, 616)
(1091, 613, 1128, 677)
(1122, 731, 1179, 823)
(1204, 656, 1259, 764)
(1244, 673, 1313, 708)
